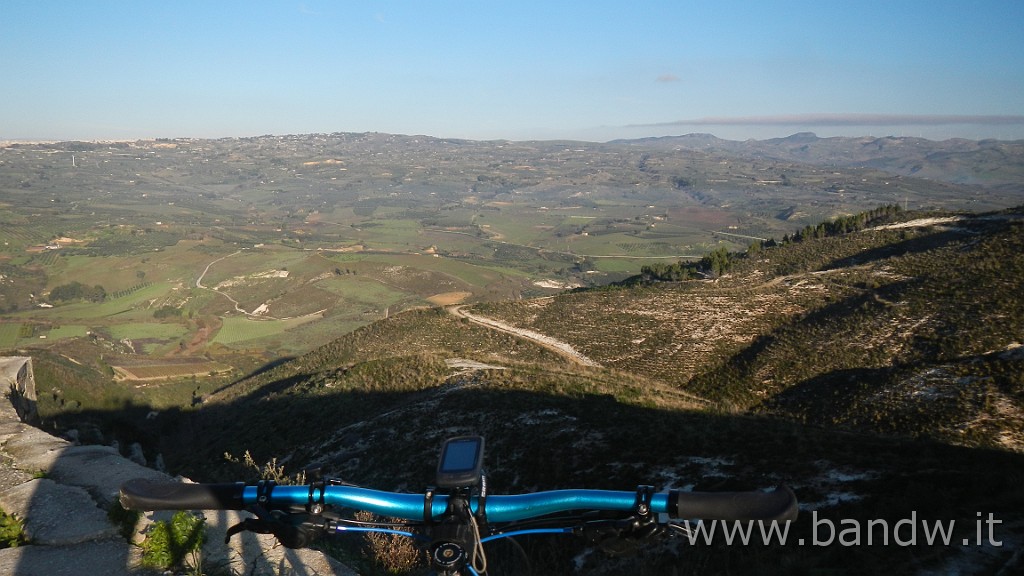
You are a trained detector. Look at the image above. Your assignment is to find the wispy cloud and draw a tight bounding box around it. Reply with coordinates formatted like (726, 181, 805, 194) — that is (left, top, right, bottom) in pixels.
(656, 74, 680, 83)
(629, 114, 1024, 128)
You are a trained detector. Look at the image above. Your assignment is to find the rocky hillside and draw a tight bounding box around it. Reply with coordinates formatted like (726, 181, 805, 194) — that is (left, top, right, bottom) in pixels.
(477, 206, 1024, 452)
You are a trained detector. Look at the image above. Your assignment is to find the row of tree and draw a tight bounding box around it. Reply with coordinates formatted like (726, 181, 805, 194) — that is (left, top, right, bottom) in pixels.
(640, 205, 904, 282)
(782, 204, 903, 244)
(640, 246, 737, 281)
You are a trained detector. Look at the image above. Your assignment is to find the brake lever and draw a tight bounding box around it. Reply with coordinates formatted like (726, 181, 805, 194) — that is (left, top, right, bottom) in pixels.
(578, 514, 668, 557)
(225, 517, 274, 541)
(225, 506, 326, 549)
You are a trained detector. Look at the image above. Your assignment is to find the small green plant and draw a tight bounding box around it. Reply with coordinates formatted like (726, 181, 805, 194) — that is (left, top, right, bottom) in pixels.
(0, 508, 27, 549)
(141, 510, 205, 574)
(108, 501, 141, 542)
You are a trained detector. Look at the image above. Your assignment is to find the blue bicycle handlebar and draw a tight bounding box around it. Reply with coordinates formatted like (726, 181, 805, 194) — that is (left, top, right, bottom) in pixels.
(120, 479, 798, 523)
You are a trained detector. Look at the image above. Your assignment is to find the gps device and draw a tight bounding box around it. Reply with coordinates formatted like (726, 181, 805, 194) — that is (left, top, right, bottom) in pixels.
(436, 436, 485, 489)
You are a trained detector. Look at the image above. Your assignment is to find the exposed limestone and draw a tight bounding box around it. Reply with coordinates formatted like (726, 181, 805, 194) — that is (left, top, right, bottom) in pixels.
(0, 357, 356, 575)
(0, 478, 118, 545)
(0, 540, 144, 576)
(45, 445, 168, 508)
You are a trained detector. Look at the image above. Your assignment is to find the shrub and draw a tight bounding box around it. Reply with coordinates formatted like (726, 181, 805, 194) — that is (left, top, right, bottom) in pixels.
(223, 450, 306, 485)
(0, 509, 27, 549)
(354, 510, 423, 575)
(141, 510, 206, 573)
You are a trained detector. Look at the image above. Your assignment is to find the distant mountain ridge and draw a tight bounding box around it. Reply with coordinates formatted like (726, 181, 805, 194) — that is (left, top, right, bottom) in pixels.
(10, 129, 1024, 189)
(612, 132, 1024, 187)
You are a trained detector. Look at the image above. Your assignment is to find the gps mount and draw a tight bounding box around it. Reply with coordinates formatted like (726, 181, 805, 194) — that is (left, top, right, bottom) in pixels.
(427, 435, 489, 575)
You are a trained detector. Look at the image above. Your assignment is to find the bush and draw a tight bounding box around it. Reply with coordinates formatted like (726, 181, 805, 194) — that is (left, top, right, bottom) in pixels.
(0, 509, 27, 549)
(354, 510, 423, 574)
(141, 510, 206, 573)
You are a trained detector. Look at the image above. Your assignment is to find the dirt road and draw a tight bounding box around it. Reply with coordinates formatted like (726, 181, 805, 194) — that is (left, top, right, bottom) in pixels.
(447, 305, 601, 367)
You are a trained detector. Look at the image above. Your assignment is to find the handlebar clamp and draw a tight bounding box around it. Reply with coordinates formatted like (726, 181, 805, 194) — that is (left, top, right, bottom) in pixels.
(633, 485, 655, 517)
(423, 487, 436, 525)
(307, 482, 326, 515)
(255, 480, 275, 506)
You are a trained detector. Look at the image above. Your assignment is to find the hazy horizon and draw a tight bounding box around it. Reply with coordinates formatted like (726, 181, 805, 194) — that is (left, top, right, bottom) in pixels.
(3, 1, 1021, 144)
(5, 118, 1024, 145)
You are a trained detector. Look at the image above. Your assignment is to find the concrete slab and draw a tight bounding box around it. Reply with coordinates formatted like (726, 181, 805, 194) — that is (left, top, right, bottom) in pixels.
(47, 445, 170, 508)
(1, 427, 69, 472)
(0, 478, 117, 546)
(0, 458, 33, 493)
(0, 540, 151, 576)
(0, 419, 27, 443)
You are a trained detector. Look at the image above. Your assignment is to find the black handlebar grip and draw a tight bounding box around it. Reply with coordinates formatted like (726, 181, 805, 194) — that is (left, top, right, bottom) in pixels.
(669, 485, 798, 522)
(119, 478, 246, 511)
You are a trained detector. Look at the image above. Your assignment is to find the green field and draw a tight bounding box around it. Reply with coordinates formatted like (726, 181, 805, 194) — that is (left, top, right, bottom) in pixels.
(315, 274, 410, 309)
(213, 314, 323, 346)
(42, 325, 90, 341)
(0, 324, 21, 348)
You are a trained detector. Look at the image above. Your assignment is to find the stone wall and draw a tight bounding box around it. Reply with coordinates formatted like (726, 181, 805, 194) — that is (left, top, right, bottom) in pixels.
(0, 357, 37, 425)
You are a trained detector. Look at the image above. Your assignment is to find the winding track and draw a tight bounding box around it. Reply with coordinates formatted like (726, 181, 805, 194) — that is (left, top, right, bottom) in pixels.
(447, 305, 601, 367)
(195, 251, 251, 314)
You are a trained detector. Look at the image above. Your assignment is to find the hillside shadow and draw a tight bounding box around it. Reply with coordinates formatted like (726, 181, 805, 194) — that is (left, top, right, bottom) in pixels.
(694, 286, 893, 398)
(42, 378, 1024, 575)
(818, 227, 969, 272)
(693, 270, 944, 404)
(233, 355, 300, 381)
(755, 367, 904, 434)
(206, 356, 299, 397)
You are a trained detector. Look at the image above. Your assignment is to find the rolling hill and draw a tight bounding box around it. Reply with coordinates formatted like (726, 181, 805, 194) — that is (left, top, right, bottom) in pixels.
(99, 204, 1022, 575)
(6, 132, 1024, 574)
(3, 132, 1023, 380)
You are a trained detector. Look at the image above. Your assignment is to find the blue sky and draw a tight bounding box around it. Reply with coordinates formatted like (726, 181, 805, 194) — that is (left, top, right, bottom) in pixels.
(3, 0, 1023, 142)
